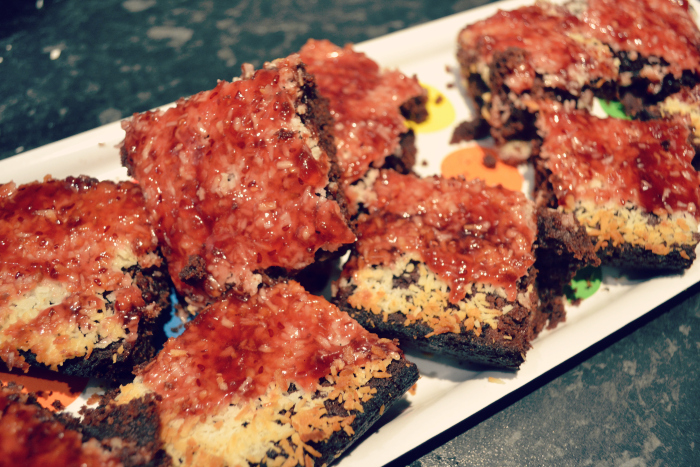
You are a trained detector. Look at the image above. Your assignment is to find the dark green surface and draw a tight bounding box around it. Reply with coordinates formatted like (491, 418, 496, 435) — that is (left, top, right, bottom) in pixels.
(2, 1, 699, 465)
(399, 284, 700, 466)
(0, 0, 490, 160)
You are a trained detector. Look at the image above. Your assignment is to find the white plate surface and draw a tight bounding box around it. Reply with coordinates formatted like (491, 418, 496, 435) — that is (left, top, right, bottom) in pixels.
(2, 1, 699, 466)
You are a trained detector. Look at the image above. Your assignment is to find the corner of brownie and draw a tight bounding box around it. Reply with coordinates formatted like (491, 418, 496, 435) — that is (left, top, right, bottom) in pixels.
(0, 382, 167, 466)
(400, 93, 429, 123)
(299, 39, 427, 185)
(535, 207, 600, 329)
(68, 392, 171, 467)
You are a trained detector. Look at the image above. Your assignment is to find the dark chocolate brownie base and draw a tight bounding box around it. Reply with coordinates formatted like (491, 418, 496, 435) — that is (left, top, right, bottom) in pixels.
(535, 207, 600, 329)
(400, 94, 429, 123)
(380, 90, 428, 176)
(336, 266, 540, 370)
(456, 47, 612, 157)
(616, 51, 700, 108)
(597, 241, 698, 271)
(380, 93, 427, 176)
(342, 306, 533, 370)
(60, 393, 170, 467)
(450, 114, 490, 144)
(383, 129, 418, 175)
(478, 48, 541, 148)
(1, 383, 169, 467)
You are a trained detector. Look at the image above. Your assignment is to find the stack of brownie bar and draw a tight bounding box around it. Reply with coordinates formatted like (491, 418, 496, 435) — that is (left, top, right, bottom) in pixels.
(114, 53, 423, 466)
(455, 0, 700, 276)
(8, 4, 698, 460)
(455, 0, 700, 161)
(2, 47, 426, 466)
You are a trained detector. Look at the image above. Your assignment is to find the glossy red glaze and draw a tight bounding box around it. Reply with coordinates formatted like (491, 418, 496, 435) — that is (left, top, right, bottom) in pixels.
(141, 281, 399, 417)
(300, 39, 424, 183)
(121, 56, 355, 302)
(347, 171, 536, 303)
(582, 0, 700, 78)
(0, 177, 154, 360)
(539, 109, 700, 217)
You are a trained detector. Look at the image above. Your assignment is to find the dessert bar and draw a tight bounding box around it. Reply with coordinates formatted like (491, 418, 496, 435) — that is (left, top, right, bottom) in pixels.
(336, 170, 596, 368)
(0, 176, 169, 380)
(455, 1, 618, 160)
(335, 170, 599, 369)
(115, 281, 418, 466)
(121, 55, 356, 312)
(455, 0, 700, 160)
(535, 106, 700, 270)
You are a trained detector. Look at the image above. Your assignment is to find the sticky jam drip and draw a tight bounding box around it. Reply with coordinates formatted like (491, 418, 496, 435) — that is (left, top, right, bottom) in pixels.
(346, 171, 537, 303)
(300, 39, 425, 183)
(140, 281, 400, 417)
(539, 109, 700, 218)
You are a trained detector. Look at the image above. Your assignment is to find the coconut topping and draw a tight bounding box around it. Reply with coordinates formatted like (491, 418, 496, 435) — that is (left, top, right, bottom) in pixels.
(537, 108, 700, 218)
(139, 281, 401, 418)
(344, 170, 536, 303)
(121, 55, 355, 305)
(0, 176, 159, 370)
(299, 39, 425, 183)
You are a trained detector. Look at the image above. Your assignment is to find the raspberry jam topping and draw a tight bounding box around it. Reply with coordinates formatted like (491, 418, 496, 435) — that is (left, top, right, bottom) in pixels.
(121, 55, 355, 302)
(346, 171, 536, 303)
(459, 3, 617, 94)
(539, 109, 700, 217)
(582, 0, 700, 78)
(140, 281, 399, 417)
(0, 177, 156, 366)
(300, 39, 425, 183)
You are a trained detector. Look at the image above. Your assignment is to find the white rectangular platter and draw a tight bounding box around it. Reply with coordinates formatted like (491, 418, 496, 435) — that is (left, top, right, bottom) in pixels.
(1, 0, 699, 466)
